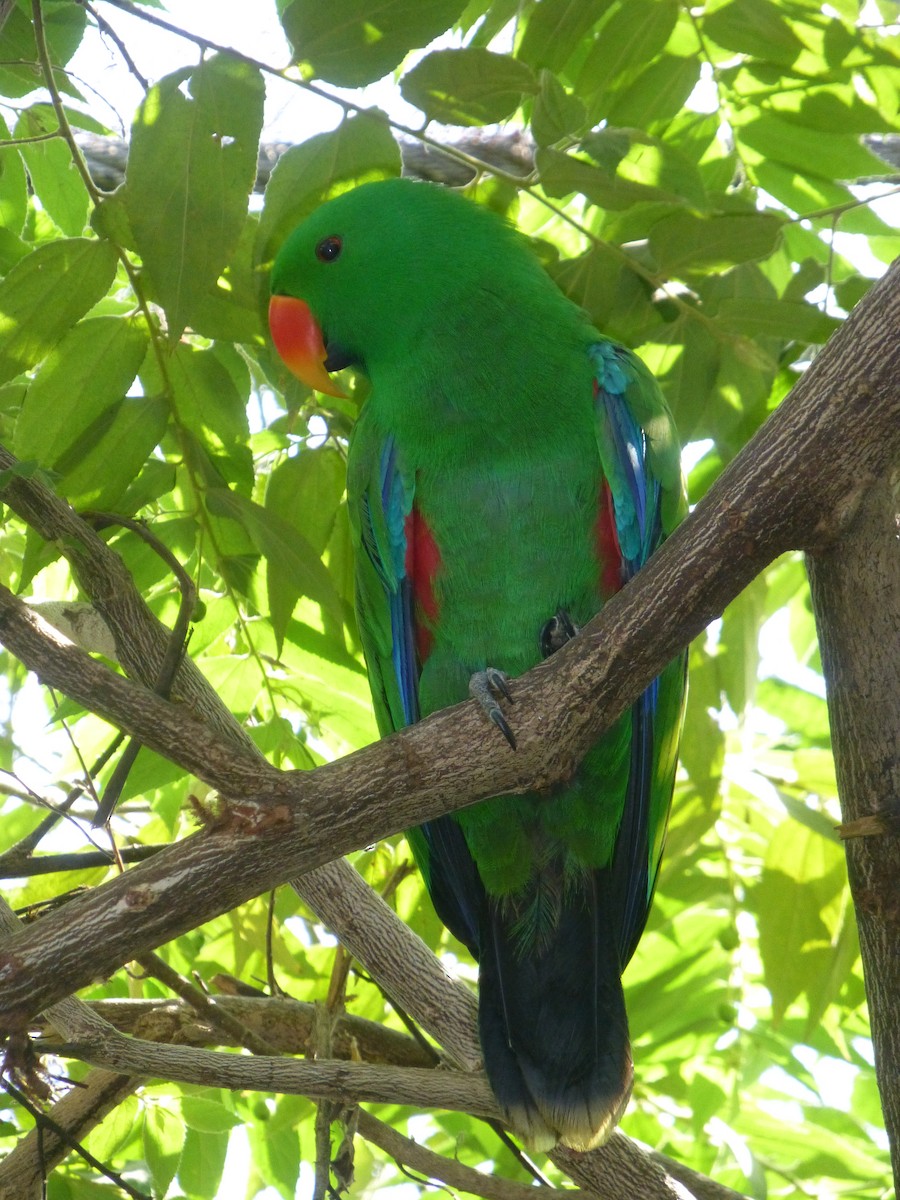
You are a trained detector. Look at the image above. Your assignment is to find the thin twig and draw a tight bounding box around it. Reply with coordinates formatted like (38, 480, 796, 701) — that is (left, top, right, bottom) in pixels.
(355, 1109, 577, 1200)
(2, 1078, 150, 1200)
(0, 735, 124, 873)
(133, 951, 280, 1058)
(81, 0, 149, 89)
(265, 889, 282, 996)
(0, 844, 164, 878)
(86, 514, 196, 826)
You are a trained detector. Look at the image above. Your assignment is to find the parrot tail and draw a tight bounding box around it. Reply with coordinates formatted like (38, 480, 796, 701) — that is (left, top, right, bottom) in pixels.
(476, 870, 633, 1152)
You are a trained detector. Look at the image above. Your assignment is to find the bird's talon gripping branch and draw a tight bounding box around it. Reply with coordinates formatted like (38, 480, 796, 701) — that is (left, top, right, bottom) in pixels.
(469, 668, 517, 750)
(540, 608, 580, 659)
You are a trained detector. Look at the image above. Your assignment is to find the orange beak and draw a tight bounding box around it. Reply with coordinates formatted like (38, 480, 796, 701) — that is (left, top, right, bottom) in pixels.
(268, 294, 347, 399)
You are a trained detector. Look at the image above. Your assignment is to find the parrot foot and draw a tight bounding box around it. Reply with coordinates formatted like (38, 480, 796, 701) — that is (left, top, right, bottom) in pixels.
(540, 608, 580, 658)
(469, 668, 516, 750)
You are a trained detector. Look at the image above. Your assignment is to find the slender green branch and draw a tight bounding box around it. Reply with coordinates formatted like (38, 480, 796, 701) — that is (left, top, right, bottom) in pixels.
(0, 129, 63, 146)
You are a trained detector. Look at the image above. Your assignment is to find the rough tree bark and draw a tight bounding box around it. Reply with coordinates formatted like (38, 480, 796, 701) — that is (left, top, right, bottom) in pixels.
(808, 473, 900, 1180)
(0, 251, 898, 1193)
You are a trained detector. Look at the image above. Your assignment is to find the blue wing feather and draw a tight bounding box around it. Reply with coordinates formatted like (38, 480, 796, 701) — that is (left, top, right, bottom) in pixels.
(590, 338, 683, 965)
(356, 436, 420, 727)
(354, 432, 482, 953)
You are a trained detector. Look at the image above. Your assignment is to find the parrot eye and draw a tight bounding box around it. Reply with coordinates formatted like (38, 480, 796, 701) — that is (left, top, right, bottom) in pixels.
(315, 235, 343, 263)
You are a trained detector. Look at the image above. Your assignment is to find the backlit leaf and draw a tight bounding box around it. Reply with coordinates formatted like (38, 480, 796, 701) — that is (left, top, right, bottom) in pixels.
(401, 49, 537, 125)
(0, 238, 117, 384)
(282, 0, 470, 86)
(15, 316, 148, 465)
(649, 211, 783, 273)
(123, 55, 264, 341)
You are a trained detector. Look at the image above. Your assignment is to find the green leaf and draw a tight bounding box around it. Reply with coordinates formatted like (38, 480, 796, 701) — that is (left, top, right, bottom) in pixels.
(143, 1103, 185, 1199)
(679, 646, 725, 799)
(256, 113, 401, 269)
(84, 1095, 140, 1161)
(717, 298, 839, 343)
(15, 106, 90, 236)
(206, 488, 344, 629)
(181, 1095, 242, 1134)
(584, 132, 706, 207)
(0, 2, 87, 98)
(246, 1103, 302, 1200)
(550, 241, 628, 329)
(15, 316, 148, 465)
(578, 0, 679, 98)
(531, 70, 587, 146)
(122, 54, 264, 341)
(644, 317, 721, 443)
(833, 274, 872, 312)
(649, 211, 782, 273)
(703, 0, 804, 66)
(517, 0, 615, 74)
(752, 818, 846, 1021)
(281, 0, 470, 86)
(0, 116, 28, 238)
(177, 1126, 229, 1200)
(0, 238, 118, 384)
(604, 54, 700, 128)
(401, 49, 537, 125)
(738, 112, 891, 182)
(56, 395, 168, 509)
(265, 448, 346, 649)
(117, 460, 177, 517)
(579, 127, 632, 172)
(189, 214, 265, 344)
(168, 344, 253, 493)
(538, 146, 682, 210)
(757, 679, 831, 746)
(719, 575, 766, 716)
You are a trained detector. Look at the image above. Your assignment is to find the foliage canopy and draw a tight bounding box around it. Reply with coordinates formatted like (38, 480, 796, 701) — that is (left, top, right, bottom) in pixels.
(0, 0, 897, 1196)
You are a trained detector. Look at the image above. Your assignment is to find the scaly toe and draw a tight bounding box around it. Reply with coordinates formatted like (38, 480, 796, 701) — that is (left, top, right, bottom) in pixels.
(469, 668, 517, 750)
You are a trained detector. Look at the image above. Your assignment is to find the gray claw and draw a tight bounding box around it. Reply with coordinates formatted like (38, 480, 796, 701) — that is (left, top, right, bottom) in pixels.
(470, 668, 517, 750)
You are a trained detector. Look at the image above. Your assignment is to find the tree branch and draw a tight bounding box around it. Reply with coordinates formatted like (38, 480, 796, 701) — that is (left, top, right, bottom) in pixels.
(35, 995, 435, 1068)
(354, 1108, 588, 1200)
(807, 473, 900, 1184)
(0, 1069, 139, 1200)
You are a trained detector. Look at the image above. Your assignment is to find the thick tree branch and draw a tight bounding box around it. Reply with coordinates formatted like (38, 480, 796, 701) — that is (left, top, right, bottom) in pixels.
(34, 995, 435, 1068)
(2, 895, 708, 1200)
(31, 993, 726, 1200)
(74, 130, 899, 196)
(62, 1031, 498, 1118)
(807, 474, 900, 1184)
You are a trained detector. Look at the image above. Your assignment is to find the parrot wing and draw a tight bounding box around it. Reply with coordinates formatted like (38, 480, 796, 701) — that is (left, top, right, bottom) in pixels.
(590, 338, 687, 967)
(348, 410, 484, 955)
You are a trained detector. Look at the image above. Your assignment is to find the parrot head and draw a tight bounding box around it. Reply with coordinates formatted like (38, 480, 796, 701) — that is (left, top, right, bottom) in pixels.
(268, 178, 550, 398)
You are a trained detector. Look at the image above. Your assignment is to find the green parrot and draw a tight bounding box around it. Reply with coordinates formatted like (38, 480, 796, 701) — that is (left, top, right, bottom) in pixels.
(268, 178, 686, 1151)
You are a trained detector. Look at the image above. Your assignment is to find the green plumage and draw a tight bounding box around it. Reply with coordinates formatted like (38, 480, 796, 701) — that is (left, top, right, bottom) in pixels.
(270, 179, 686, 1150)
